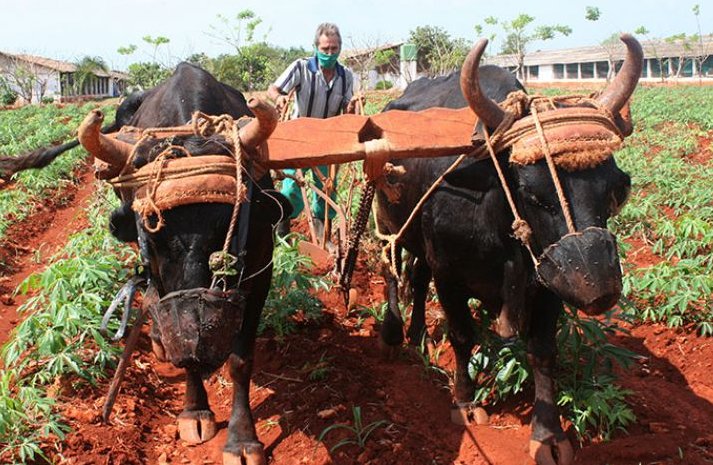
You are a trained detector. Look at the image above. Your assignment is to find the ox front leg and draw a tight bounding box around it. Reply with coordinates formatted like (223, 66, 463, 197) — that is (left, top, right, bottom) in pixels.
(527, 291, 574, 465)
(223, 302, 265, 465)
(223, 354, 265, 465)
(178, 369, 217, 443)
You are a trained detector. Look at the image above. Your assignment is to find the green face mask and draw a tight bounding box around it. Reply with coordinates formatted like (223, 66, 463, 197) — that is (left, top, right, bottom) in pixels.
(315, 48, 339, 69)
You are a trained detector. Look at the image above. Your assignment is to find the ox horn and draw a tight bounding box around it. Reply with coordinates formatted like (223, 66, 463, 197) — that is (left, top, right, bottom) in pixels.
(239, 98, 278, 150)
(78, 110, 133, 168)
(460, 39, 506, 130)
(596, 34, 643, 115)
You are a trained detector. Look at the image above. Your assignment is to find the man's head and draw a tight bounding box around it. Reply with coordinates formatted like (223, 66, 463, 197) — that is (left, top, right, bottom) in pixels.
(314, 23, 341, 69)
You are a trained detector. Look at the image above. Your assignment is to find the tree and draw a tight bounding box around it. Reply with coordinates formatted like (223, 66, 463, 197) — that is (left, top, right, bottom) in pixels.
(73, 56, 108, 96)
(585, 6, 601, 21)
(126, 62, 172, 90)
(408, 25, 470, 76)
(664, 33, 694, 79)
(117, 36, 172, 91)
(206, 9, 274, 91)
(634, 26, 667, 82)
(476, 14, 572, 81)
(0, 77, 17, 105)
(690, 4, 711, 80)
(1, 56, 53, 104)
(344, 36, 399, 90)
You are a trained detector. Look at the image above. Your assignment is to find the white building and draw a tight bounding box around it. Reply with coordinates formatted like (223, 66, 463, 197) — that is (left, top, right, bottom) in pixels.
(343, 42, 425, 91)
(484, 36, 713, 83)
(0, 52, 128, 104)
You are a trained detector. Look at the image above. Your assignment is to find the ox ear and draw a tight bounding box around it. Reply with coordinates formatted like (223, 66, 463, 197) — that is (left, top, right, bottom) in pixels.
(444, 160, 497, 192)
(613, 101, 634, 137)
(252, 189, 294, 226)
(110, 202, 139, 243)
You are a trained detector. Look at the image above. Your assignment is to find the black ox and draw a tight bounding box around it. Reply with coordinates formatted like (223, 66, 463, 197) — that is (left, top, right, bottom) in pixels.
(375, 36, 642, 464)
(69, 64, 290, 465)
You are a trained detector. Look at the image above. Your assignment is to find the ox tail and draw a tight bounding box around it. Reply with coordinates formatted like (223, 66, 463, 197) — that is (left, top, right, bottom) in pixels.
(0, 122, 120, 180)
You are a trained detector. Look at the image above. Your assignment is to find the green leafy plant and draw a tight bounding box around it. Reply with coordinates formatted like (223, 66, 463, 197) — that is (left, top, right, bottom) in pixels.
(259, 233, 327, 337)
(318, 406, 389, 452)
(0, 188, 134, 463)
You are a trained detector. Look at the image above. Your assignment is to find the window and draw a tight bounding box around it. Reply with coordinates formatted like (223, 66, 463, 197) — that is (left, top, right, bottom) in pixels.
(649, 59, 663, 78)
(566, 63, 578, 79)
(702, 56, 713, 77)
(580, 62, 594, 79)
(596, 61, 609, 79)
(528, 65, 539, 79)
(553, 64, 564, 79)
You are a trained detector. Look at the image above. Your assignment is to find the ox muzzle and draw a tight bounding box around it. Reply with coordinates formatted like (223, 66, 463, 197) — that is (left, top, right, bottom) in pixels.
(149, 287, 245, 372)
(536, 227, 623, 315)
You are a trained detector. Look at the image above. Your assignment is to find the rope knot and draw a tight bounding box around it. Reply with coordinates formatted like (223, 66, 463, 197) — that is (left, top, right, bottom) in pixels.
(511, 219, 533, 245)
(192, 112, 235, 138)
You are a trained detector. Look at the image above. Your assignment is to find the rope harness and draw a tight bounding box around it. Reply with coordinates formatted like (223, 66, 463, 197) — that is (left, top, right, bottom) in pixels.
(375, 91, 624, 278)
(110, 112, 255, 286)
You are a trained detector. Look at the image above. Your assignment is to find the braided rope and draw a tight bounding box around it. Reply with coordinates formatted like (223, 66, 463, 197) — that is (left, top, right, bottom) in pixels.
(531, 105, 576, 235)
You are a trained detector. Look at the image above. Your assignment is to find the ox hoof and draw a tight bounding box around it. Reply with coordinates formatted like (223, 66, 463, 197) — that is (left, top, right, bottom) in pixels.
(450, 404, 489, 426)
(178, 410, 217, 444)
(151, 339, 167, 362)
(223, 442, 267, 465)
(529, 438, 574, 465)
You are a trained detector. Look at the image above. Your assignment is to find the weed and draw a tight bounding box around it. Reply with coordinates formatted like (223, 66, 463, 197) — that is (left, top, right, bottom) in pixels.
(318, 406, 389, 452)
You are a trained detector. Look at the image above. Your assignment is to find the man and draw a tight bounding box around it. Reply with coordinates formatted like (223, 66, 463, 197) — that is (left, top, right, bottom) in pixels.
(267, 22, 357, 239)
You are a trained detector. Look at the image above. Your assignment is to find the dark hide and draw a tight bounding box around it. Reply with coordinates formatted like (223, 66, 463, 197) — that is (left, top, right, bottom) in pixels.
(96, 64, 290, 460)
(375, 66, 631, 450)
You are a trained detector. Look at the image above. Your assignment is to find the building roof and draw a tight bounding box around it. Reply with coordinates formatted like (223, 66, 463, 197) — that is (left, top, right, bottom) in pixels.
(0, 51, 128, 79)
(342, 42, 404, 60)
(483, 35, 713, 67)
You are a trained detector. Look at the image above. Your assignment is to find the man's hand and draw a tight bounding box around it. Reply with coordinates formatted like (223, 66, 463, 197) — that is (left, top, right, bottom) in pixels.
(275, 94, 289, 114)
(345, 93, 365, 114)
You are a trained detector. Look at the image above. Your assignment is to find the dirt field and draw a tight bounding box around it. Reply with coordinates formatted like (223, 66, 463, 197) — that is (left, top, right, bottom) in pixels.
(1, 165, 713, 465)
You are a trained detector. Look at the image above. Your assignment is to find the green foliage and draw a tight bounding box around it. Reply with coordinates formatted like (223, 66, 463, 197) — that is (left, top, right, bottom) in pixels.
(0, 101, 116, 240)
(408, 25, 470, 76)
(259, 234, 327, 337)
(72, 56, 109, 96)
(0, 189, 135, 463)
(585, 6, 601, 21)
(126, 62, 172, 90)
(556, 308, 637, 441)
(374, 80, 393, 90)
(318, 406, 389, 452)
(466, 303, 636, 441)
(609, 86, 713, 331)
(476, 13, 571, 78)
(0, 77, 17, 105)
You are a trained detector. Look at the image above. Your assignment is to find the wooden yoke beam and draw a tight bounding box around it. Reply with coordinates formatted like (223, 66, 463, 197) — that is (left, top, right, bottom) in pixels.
(263, 107, 478, 169)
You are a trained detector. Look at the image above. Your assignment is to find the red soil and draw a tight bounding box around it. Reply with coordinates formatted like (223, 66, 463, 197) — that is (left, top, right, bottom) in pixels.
(0, 169, 94, 347)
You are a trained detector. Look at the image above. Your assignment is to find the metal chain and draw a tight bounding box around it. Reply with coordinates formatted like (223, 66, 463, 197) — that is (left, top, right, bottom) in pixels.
(338, 181, 376, 297)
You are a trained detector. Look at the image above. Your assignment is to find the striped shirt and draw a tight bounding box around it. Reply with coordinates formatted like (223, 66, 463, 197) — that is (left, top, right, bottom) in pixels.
(273, 56, 354, 119)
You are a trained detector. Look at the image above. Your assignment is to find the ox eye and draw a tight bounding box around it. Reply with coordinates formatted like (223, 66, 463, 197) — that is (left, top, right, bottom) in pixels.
(524, 192, 557, 213)
(609, 184, 631, 216)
